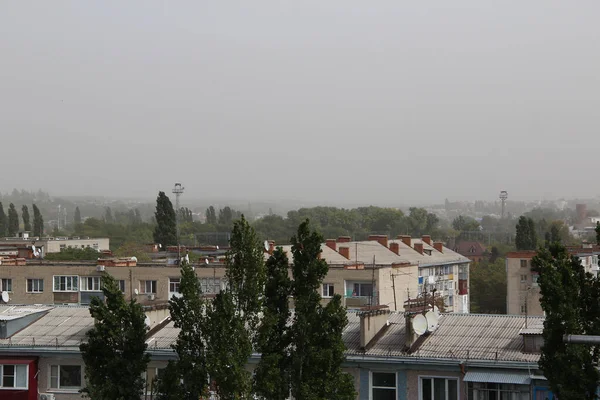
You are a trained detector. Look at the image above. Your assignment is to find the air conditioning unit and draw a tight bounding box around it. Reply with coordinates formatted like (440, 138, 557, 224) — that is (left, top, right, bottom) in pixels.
(96, 265, 106, 272)
(40, 394, 56, 400)
(148, 293, 155, 301)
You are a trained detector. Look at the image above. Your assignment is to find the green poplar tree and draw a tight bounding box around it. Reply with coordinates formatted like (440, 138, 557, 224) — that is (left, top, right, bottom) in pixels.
(80, 274, 150, 400)
(32, 204, 43, 237)
(254, 248, 292, 399)
(0, 202, 7, 237)
(206, 215, 265, 399)
(21, 205, 31, 232)
(7, 203, 18, 236)
(155, 261, 209, 400)
(516, 216, 537, 250)
(289, 220, 355, 400)
(74, 206, 82, 226)
(532, 243, 600, 400)
(153, 191, 177, 248)
(596, 221, 600, 245)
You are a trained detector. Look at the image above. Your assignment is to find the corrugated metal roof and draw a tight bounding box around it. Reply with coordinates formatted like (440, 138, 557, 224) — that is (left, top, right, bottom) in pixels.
(0, 305, 52, 321)
(343, 312, 543, 363)
(464, 371, 531, 384)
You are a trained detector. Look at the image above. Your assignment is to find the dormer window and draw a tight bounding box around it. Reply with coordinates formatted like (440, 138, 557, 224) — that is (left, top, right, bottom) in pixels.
(523, 334, 543, 353)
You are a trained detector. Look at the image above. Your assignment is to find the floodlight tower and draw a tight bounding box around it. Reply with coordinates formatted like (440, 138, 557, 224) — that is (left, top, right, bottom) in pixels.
(172, 183, 185, 261)
(499, 191, 508, 219)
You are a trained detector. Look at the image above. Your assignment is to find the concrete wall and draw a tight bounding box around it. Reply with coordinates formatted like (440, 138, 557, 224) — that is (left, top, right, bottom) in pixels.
(43, 238, 110, 254)
(506, 256, 543, 316)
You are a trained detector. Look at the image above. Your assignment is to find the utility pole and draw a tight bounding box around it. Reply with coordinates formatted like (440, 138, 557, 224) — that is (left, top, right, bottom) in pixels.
(391, 273, 397, 311)
(172, 183, 184, 262)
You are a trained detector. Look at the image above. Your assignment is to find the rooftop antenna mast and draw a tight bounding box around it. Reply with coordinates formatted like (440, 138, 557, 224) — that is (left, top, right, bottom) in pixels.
(172, 183, 185, 262)
(499, 191, 508, 219)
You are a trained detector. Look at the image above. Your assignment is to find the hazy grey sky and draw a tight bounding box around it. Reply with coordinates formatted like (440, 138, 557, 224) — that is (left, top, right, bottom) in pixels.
(1, 1, 599, 205)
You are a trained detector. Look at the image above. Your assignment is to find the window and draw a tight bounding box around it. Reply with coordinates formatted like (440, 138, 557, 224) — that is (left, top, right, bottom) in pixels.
(169, 278, 181, 294)
(81, 277, 102, 291)
(140, 280, 157, 294)
(322, 284, 334, 298)
(372, 372, 396, 400)
(59, 244, 66, 250)
(520, 305, 527, 314)
(352, 282, 373, 297)
(532, 274, 539, 287)
(26, 279, 44, 293)
(420, 377, 458, 400)
(53, 276, 79, 292)
(93, 243, 99, 250)
(200, 277, 224, 294)
(1, 279, 12, 292)
(50, 365, 82, 390)
(520, 259, 528, 268)
(0, 365, 27, 389)
(520, 274, 528, 283)
(468, 382, 529, 400)
(118, 280, 126, 293)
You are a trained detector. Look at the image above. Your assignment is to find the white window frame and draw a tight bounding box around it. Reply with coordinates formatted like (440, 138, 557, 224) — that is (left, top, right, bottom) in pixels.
(418, 375, 459, 400)
(1, 279, 12, 293)
(118, 280, 126, 294)
(49, 364, 82, 391)
(53, 276, 79, 292)
(80, 276, 102, 292)
(26, 278, 44, 293)
(322, 283, 335, 298)
(169, 278, 181, 294)
(200, 277, 224, 294)
(0, 364, 28, 389)
(140, 280, 157, 294)
(370, 371, 396, 400)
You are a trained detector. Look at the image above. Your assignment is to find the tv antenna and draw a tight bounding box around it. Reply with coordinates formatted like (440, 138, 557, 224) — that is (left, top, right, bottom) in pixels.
(172, 183, 185, 261)
(499, 191, 508, 219)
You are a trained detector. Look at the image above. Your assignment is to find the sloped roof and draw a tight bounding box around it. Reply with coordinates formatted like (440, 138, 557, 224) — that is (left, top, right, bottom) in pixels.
(453, 241, 487, 257)
(343, 312, 542, 363)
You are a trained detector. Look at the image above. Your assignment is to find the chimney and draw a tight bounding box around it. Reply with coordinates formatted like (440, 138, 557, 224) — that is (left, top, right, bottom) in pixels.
(325, 239, 337, 251)
(433, 242, 444, 253)
(360, 308, 391, 350)
(368, 235, 379, 242)
(414, 242, 424, 255)
(378, 235, 388, 248)
(422, 235, 432, 246)
(337, 236, 351, 243)
(339, 246, 350, 259)
(268, 240, 275, 255)
(390, 242, 400, 255)
(399, 235, 412, 248)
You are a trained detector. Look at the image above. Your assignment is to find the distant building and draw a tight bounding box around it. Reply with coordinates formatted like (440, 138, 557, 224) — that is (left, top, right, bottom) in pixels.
(506, 245, 600, 316)
(453, 241, 487, 263)
(0, 235, 109, 258)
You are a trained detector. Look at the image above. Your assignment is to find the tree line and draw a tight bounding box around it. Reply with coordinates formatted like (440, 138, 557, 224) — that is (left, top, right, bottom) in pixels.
(0, 202, 44, 237)
(81, 217, 355, 400)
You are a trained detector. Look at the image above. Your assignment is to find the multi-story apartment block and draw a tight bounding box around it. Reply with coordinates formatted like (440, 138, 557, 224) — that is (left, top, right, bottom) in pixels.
(506, 244, 600, 316)
(0, 235, 110, 258)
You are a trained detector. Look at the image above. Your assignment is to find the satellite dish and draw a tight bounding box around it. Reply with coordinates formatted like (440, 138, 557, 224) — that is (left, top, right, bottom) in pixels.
(0, 259, 2, 266)
(158, 244, 162, 248)
(134, 288, 139, 295)
(215, 245, 219, 250)
(145, 316, 151, 327)
(1, 291, 9, 303)
(264, 240, 270, 252)
(412, 314, 427, 336)
(131, 256, 138, 262)
(31, 245, 36, 252)
(425, 311, 439, 331)
(184, 254, 189, 263)
(204, 258, 209, 265)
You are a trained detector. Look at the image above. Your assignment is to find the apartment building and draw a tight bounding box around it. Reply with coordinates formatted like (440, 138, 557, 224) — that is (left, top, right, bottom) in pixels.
(506, 245, 600, 316)
(0, 304, 553, 400)
(0, 235, 110, 258)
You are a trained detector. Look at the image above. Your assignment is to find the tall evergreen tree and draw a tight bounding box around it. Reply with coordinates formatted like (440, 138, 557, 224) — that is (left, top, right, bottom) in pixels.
(516, 216, 537, 250)
(153, 191, 177, 248)
(7, 203, 18, 236)
(104, 207, 114, 224)
(80, 274, 150, 400)
(254, 248, 292, 400)
(155, 261, 209, 400)
(206, 215, 265, 399)
(21, 205, 31, 232)
(289, 220, 355, 400)
(32, 204, 43, 237)
(0, 202, 7, 237)
(74, 206, 82, 226)
(596, 221, 600, 245)
(532, 243, 600, 400)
